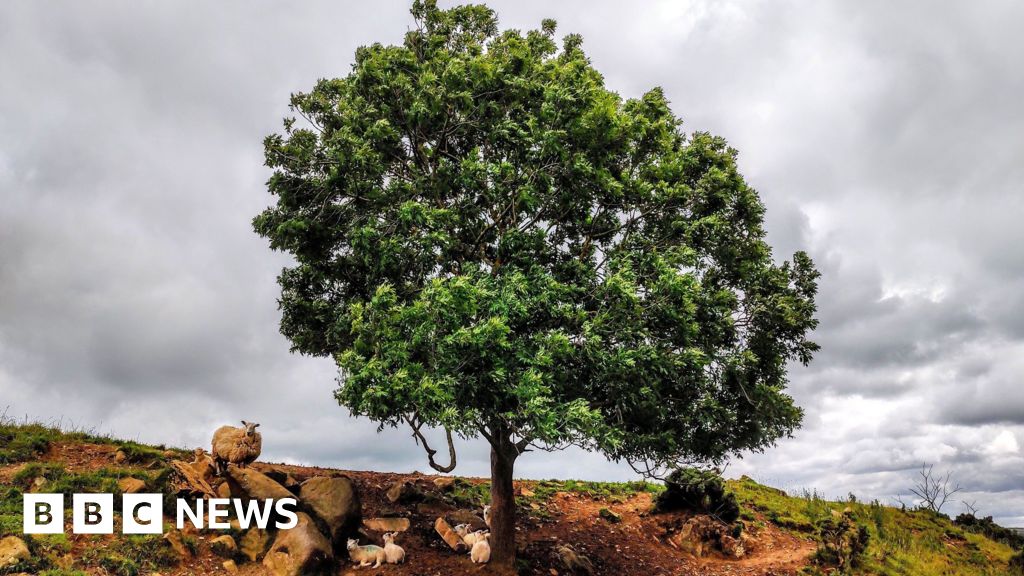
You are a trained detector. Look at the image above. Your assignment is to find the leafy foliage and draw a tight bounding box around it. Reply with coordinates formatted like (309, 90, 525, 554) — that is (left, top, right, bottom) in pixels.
(954, 513, 1024, 549)
(813, 511, 871, 571)
(655, 467, 739, 522)
(254, 0, 818, 475)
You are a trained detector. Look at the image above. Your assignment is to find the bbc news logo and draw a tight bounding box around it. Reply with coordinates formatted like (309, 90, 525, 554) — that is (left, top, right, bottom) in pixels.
(22, 494, 298, 534)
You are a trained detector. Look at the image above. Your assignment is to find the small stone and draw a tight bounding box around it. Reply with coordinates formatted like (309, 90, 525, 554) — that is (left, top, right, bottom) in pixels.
(519, 486, 535, 498)
(386, 480, 419, 503)
(0, 536, 30, 568)
(362, 517, 411, 532)
(216, 481, 232, 499)
(222, 559, 239, 573)
(240, 529, 271, 562)
(114, 450, 128, 464)
(211, 535, 238, 558)
(598, 508, 621, 523)
(118, 477, 147, 494)
(163, 529, 192, 559)
(432, 476, 456, 491)
(31, 477, 47, 490)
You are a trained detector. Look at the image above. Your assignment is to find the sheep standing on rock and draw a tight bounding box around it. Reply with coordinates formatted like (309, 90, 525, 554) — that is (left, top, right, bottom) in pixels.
(211, 421, 262, 475)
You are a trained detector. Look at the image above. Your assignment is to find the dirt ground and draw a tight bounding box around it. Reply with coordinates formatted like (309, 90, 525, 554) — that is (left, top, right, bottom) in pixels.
(2, 442, 815, 576)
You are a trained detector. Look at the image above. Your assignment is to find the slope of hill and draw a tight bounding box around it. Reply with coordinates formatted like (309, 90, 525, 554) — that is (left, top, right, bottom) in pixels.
(0, 418, 1019, 576)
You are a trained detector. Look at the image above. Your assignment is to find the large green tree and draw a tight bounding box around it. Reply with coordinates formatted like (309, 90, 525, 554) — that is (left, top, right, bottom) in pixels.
(255, 1, 819, 566)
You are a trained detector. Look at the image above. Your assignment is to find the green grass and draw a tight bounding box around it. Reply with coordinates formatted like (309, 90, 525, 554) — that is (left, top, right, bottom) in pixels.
(83, 535, 178, 576)
(445, 477, 663, 509)
(729, 476, 1018, 575)
(0, 411, 185, 466)
(530, 478, 663, 502)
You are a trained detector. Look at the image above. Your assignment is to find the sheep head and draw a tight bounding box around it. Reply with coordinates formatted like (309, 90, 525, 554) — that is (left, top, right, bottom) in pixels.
(240, 420, 260, 437)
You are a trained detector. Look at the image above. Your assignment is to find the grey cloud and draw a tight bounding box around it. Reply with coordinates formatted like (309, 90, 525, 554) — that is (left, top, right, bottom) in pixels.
(2, 0, 1024, 526)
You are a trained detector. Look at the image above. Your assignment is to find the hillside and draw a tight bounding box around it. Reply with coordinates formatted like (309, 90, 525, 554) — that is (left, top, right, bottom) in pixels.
(0, 419, 1020, 576)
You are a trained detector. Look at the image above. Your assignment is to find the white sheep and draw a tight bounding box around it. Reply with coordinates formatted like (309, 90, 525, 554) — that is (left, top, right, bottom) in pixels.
(470, 533, 491, 564)
(211, 421, 262, 475)
(382, 532, 406, 564)
(463, 529, 488, 547)
(483, 504, 491, 527)
(347, 538, 386, 568)
(453, 523, 471, 538)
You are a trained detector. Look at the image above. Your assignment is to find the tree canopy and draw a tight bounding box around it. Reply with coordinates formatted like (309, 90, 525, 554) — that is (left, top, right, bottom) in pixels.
(255, 0, 819, 563)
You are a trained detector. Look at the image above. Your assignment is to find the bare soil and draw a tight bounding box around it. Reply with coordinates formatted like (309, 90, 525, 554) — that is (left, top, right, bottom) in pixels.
(2, 444, 815, 576)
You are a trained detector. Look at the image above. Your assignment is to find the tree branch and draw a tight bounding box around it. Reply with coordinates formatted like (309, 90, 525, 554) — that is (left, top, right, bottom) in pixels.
(404, 413, 457, 473)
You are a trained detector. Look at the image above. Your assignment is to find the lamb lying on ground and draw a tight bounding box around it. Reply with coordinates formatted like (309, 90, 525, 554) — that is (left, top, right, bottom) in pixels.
(382, 532, 406, 564)
(470, 532, 491, 564)
(210, 420, 262, 475)
(347, 539, 386, 568)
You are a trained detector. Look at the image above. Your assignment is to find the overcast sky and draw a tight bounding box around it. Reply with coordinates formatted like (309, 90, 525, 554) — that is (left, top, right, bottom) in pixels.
(2, 1, 1022, 525)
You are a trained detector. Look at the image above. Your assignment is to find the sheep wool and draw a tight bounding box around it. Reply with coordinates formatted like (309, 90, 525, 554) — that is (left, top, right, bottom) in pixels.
(382, 532, 406, 564)
(211, 421, 262, 474)
(470, 536, 491, 564)
(347, 539, 386, 568)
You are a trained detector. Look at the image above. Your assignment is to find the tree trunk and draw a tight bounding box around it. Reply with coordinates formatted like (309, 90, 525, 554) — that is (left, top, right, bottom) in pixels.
(489, 440, 518, 568)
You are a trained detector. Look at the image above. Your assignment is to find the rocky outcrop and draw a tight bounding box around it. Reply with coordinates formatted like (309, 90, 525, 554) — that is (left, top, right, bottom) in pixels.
(227, 465, 294, 501)
(263, 512, 333, 576)
(299, 476, 361, 548)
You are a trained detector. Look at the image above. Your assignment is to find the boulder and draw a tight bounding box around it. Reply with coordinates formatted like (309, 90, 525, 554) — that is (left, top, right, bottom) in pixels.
(362, 517, 411, 533)
(0, 536, 29, 568)
(227, 466, 294, 501)
(114, 450, 128, 464)
(415, 496, 454, 516)
(222, 559, 239, 573)
(118, 477, 147, 494)
(210, 535, 238, 559)
(263, 468, 300, 490)
(386, 480, 420, 503)
(299, 476, 361, 547)
(240, 529, 271, 562)
(447, 509, 487, 532)
(434, 517, 467, 552)
(262, 512, 333, 576)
